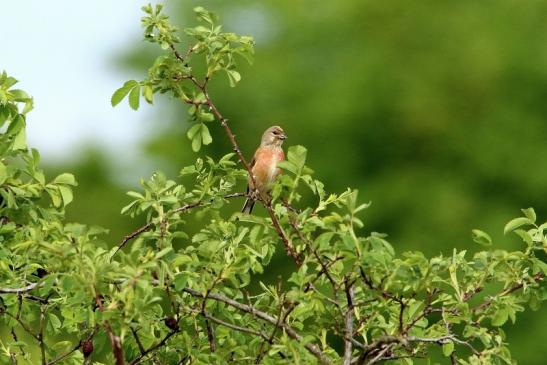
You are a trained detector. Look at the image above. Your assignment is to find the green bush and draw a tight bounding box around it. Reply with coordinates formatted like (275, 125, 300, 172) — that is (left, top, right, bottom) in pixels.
(1, 5, 545, 365)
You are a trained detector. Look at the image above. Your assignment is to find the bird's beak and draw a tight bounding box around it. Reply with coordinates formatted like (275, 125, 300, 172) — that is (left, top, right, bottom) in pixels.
(280, 133, 287, 140)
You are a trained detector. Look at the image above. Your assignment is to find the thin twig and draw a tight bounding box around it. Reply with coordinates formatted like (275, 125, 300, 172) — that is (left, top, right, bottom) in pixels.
(2, 310, 39, 341)
(39, 305, 46, 365)
(0, 282, 39, 294)
(169, 41, 303, 265)
(182, 287, 333, 365)
(129, 330, 179, 365)
(47, 328, 97, 365)
(112, 193, 245, 257)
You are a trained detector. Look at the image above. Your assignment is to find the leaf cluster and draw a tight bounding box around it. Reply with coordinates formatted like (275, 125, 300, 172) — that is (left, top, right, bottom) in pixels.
(1, 5, 546, 365)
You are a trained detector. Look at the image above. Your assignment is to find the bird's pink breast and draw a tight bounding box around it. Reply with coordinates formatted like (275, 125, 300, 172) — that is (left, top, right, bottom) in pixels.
(251, 147, 285, 191)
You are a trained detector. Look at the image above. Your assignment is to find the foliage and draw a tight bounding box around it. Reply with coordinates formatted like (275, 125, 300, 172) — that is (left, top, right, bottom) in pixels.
(1, 4, 546, 365)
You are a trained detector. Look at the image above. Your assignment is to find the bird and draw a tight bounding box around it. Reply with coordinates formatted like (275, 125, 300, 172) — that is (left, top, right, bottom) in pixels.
(241, 126, 287, 214)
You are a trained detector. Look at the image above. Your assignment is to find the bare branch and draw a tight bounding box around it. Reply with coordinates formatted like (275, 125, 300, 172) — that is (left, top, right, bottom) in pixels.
(0, 282, 39, 294)
(343, 283, 356, 365)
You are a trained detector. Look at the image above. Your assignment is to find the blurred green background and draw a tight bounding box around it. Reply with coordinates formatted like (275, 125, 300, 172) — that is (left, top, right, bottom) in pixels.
(45, 0, 546, 363)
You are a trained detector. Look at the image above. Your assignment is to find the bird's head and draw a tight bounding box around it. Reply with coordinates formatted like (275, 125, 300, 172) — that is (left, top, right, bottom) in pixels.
(261, 125, 287, 147)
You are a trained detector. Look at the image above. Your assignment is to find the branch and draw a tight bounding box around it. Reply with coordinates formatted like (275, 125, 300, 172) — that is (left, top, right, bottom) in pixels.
(201, 310, 269, 340)
(112, 222, 154, 257)
(472, 272, 544, 313)
(129, 330, 179, 365)
(2, 310, 40, 341)
(95, 292, 125, 365)
(255, 296, 288, 364)
(0, 282, 39, 294)
(343, 283, 356, 365)
(130, 327, 146, 355)
(39, 305, 46, 365)
(182, 287, 334, 365)
(168, 42, 303, 265)
(112, 193, 246, 257)
(47, 328, 97, 365)
(265, 204, 300, 265)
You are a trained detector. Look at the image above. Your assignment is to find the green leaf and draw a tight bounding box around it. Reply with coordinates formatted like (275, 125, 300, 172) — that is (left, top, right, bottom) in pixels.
(12, 128, 27, 150)
(53, 173, 77, 186)
(201, 124, 212, 145)
(287, 145, 308, 169)
(277, 160, 297, 175)
(0, 162, 6, 185)
(128, 84, 141, 110)
(471, 229, 492, 246)
(155, 247, 173, 260)
(193, 6, 217, 24)
(58, 185, 74, 206)
(46, 188, 62, 208)
(143, 85, 154, 104)
(521, 208, 536, 223)
(191, 134, 202, 152)
(111, 80, 138, 106)
(504, 217, 533, 235)
(442, 341, 454, 357)
(6, 114, 25, 136)
(187, 124, 201, 139)
(226, 69, 241, 87)
(491, 308, 509, 326)
(120, 201, 138, 215)
(48, 313, 62, 330)
(10, 89, 30, 101)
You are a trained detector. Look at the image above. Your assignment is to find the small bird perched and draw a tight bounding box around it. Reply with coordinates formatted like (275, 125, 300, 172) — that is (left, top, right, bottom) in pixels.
(241, 126, 287, 214)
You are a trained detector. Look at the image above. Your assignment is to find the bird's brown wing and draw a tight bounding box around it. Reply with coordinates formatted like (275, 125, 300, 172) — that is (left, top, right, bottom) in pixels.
(241, 154, 257, 213)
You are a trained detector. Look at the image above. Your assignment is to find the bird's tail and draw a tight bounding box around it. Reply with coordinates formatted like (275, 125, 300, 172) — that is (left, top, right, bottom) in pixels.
(241, 198, 255, 214)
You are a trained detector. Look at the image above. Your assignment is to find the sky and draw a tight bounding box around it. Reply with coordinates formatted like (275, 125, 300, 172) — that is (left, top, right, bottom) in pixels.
(2, 1, 153, 162)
